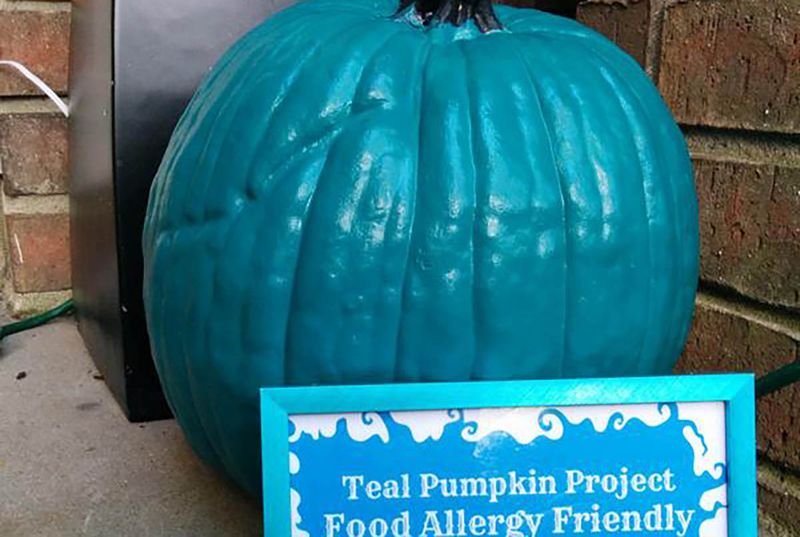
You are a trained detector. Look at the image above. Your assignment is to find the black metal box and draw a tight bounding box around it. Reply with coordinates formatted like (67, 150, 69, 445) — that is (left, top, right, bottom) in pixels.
(68, 0, 295, 421)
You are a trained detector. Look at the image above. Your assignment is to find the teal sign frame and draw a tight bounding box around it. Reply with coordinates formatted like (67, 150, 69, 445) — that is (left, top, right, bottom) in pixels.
(261, 374, 755, 537)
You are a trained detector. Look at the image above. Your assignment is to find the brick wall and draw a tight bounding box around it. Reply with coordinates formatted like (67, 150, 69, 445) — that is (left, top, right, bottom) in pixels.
(576, 0, 800, 532)
(0, 0, 71, 315)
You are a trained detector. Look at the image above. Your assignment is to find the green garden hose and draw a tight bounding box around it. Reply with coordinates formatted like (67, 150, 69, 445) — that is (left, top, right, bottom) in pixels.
(756, 360, 800, 398)
(0, 299, 75, 341)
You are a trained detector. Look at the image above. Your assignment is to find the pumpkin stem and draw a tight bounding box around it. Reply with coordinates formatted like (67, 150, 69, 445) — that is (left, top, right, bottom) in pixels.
(397, 0, 503, 33)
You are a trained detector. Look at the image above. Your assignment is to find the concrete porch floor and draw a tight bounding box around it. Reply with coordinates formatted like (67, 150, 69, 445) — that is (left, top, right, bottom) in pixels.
(0, 315, 786, 536)
(0, 316, 261, 537)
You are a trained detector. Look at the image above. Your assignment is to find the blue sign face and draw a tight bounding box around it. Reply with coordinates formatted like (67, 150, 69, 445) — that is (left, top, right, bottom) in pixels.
(288, 403, 728, 537)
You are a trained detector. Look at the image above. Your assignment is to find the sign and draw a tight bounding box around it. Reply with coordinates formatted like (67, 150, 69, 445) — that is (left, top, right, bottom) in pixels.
(261, 375, 756, 537)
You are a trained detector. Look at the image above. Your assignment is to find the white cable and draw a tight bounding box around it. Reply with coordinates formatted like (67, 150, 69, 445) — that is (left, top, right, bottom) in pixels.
(0, 60, 69, 117)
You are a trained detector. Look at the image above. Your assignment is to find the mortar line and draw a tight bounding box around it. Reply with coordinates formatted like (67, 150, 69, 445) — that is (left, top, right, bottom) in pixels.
(758, 458, 800, 501)
(1, 193, 69, 215)
(0, 1, 71, 13)
(682, 126, 800, 167)
(0, 97, 69, 113)
(696, 289, 800, 343)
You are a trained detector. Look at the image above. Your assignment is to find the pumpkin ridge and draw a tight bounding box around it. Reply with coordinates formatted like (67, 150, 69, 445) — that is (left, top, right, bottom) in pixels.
(193, 37, 322, 225)
(490, 35, 566, 378)
(186, 220, 252, 477)
(177, 28, 308, 226)
(175, 16, 400, 484)
(282, 24, 409, 384)
(607, 74, 658, 375)
(334, 32, 429, 379)
(511, 37, 570, 378)
(158, 247, 225, 469)
(392, 40, 433, 380)
(573, 40, 663, 375)
(145, 237, 219, 467)
(457, 39, 482, 379)
(643, 88, 698, 367)
(566, 34, 695, 371)
(172, 28, 341, 476)
(543, 42, 647, 374)
(173, 7, 366, 225)
(515, 31, 696, 375)
(251, 122, 344, 204)
(392, 42, 475, 380)
(255, 139, 341, 387)
(198, 256, 239, 478)
(567, 48, 643, 374)
(322, 27, 422, 377)
(154, 28, 274, 198)
(240, 40, 331, 202)
(264, 21, 401, 167)
(518, 35, 635, 375)
(146, 214, 227, 471)
(631, 80, 696, 369)
(173, 241, 228, 471)
(583, 47, 655, 374)
(197, 141, 344, 491)
(153, 4, 311, 160)
(194, 16, 362, 224)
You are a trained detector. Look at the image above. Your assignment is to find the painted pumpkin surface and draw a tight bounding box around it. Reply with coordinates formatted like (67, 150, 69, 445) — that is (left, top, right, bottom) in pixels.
(142, 0, 699, 495)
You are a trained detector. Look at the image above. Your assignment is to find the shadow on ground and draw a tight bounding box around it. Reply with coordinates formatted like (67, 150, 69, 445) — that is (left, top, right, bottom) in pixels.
(0, 317, 261, 537)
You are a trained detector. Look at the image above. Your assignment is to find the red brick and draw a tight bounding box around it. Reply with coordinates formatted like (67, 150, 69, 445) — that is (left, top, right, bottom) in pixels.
(0, 113, 68, 195)
(0, 10, 70, 96)
(577, 0, 650, 66)
(5, 213, 71, 293)
(676, 302, 800, 471)
(659, 0, 800, 133)
(695, 158, 800, 310)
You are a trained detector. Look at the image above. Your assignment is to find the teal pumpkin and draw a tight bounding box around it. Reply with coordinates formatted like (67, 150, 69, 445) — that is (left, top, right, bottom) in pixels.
(143, 0, 698, 495)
